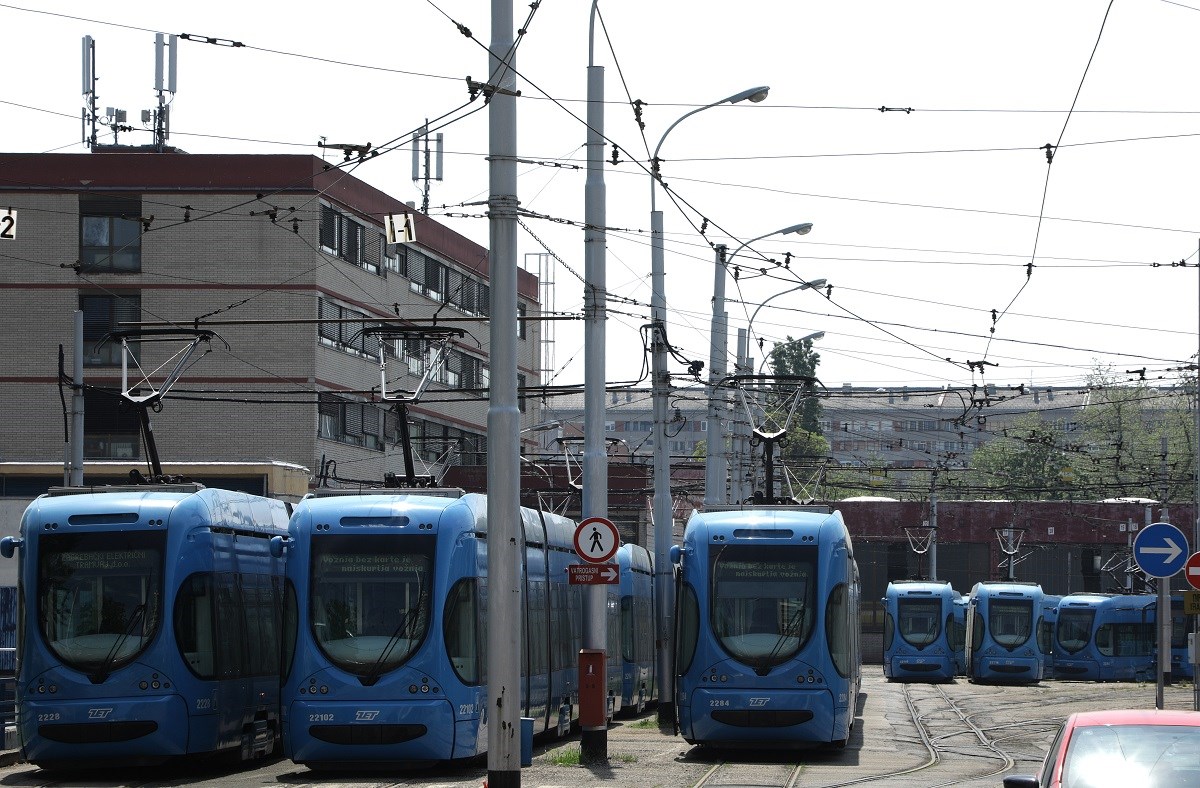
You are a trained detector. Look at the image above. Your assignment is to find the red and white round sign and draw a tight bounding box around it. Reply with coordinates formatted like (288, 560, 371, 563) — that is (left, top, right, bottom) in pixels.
(573, 516, 620, 564)
(1185, 551, 1200, 591)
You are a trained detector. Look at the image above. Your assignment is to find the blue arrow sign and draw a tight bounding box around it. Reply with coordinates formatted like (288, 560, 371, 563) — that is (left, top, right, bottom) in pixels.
(1133, 522, 1189, 579)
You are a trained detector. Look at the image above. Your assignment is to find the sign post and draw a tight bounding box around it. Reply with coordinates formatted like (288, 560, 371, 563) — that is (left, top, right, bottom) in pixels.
(1134, 522, 1189, 710)
(572, 516, 620, 740)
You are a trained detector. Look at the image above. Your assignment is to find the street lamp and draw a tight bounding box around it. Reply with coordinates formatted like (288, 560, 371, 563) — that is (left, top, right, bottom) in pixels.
(705, 223, 813, 507)
(758, 330, 826, 374)
(747, 278, 826, 359)
(650, 85, 769, 726)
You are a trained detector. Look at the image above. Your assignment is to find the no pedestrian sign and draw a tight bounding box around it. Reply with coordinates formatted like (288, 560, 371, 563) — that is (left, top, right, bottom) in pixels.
(573, 516, 619, 563)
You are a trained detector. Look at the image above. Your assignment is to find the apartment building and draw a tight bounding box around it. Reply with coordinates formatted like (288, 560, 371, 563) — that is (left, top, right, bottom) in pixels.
(0, 150, 543, 489)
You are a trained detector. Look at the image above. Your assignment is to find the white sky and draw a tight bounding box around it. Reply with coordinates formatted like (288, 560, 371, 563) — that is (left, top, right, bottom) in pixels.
(4, 0, 1200, 394)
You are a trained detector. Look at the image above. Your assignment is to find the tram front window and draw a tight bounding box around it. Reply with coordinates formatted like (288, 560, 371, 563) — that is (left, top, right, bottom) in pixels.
(38, 531, 164, 676)
(898, 598, 941, 648)
(310, 534, 434, 678)
(710, 545, 815, 670)
(1056, 608, 1097, 654)
(990, 599, 1033, 648)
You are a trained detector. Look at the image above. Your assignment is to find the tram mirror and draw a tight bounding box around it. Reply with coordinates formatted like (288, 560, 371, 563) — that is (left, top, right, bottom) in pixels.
(0, 537, 22, 558)
(670, 545, 681, 565)
(269, 535, 287, 558)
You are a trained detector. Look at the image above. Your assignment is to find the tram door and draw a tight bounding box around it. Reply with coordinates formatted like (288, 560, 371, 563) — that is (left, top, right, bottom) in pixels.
(963, 602, 978, 674)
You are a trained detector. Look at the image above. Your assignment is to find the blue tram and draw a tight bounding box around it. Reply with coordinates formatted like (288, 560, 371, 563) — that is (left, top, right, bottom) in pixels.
(964, 581, 1045, 683)
(617, 543, 657, 715)
(672, 505, 860, 748)
(0, 484, 290, 768)
(279, 489, 629, 767)
(882, 581, 959, 681)
(1053, 593, 1154, 681)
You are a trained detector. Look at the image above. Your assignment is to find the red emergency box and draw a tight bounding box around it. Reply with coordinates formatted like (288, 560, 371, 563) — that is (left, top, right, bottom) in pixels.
(578, 648, 607, 729)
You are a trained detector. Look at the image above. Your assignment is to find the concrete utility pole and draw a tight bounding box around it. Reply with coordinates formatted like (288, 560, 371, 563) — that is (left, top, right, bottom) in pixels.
(580, 0, 608, 763)
(704, 244, 730, 507)
(929, 469, 938, 581)
(486, 1, 522, 784)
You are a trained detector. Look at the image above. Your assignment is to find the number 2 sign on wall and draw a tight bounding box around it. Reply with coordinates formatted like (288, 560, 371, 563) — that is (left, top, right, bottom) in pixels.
(0, 209, 15, 240)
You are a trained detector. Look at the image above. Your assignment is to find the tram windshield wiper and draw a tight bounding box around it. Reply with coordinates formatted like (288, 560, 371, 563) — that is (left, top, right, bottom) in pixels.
(761, 605, 806, 675)
(360, 603, 420, 687)
(90, 602, 145, 684)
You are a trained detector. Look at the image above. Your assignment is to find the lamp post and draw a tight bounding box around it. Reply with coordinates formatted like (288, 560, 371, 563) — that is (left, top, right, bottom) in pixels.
(651, 85, 769, 726)
(758, 330, 825, 375)
(704, 223, 812, 507)
(747, 279, 826, 362)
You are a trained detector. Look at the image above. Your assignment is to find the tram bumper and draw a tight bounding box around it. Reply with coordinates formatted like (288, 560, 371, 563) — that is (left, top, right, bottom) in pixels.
(684, 687, 837, 747)
(21, 693, 188, 765)
(286, 697, 455, 765)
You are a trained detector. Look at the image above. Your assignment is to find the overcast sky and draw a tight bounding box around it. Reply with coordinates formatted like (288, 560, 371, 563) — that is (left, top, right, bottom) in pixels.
(4, 0, 1200, 395)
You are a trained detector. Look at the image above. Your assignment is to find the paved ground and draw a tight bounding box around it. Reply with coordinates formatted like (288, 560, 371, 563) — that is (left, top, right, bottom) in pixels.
(2, 668, 1198, 787)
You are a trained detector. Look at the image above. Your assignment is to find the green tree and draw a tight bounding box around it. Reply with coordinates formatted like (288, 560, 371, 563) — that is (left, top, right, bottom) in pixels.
(966, 411, 1075, 499)
(768, 336, 822, 432)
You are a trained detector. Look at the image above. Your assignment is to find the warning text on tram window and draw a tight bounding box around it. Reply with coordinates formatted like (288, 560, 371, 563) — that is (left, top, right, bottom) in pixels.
(59, 550, 153, 570)
(317, 554, 424, 573)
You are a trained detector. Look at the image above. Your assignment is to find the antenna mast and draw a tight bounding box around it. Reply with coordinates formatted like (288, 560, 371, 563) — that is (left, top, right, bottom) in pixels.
(411, 120, 443, 214)
(81, 35, 97, 148)
(149, 33, 178, 150)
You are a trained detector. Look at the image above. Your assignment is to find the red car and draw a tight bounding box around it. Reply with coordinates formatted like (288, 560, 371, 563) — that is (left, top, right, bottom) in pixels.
(1004, 709, 1200, 788)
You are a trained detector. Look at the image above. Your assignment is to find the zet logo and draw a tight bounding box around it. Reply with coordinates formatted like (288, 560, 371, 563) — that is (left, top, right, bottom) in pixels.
(355, 710, 381, 721)
(88, 708, 113, 719)
(748, 697, 769, 707)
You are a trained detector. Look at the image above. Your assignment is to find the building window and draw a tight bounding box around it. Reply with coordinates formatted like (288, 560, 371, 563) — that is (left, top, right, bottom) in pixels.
(83, 387, 140, 459)
(517, 373, 527, 413)
(318, 298, 373, 358)
(518, 303, 527, 339)
(318, 393, 383, 450)
(320, 205, 380, 275)
(81, 292, 140, 366)
(80, 195, 141, 272)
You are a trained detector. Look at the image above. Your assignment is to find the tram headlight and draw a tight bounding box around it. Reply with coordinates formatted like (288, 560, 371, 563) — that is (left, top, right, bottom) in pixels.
(140, 681, 148, 690)
(410, 685, 419, 694)
(320, 686, 329, 694)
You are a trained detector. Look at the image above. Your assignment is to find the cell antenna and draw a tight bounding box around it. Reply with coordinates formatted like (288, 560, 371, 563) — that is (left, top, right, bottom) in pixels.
(411, 120, 444, 214)
(82, 35, 97, 148)
(150, 33, 178, 150)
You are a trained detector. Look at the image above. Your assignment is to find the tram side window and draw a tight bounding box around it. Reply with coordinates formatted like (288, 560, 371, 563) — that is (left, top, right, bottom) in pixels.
(970, 608, 984, 651)
(175, 574, 216, 678)
(527, 581, 547, 676)
(621, 596, 635, 663)
(445, 578, 480, 685)
(282, 580, 298, 681)
(606, 590, 621, 673)
(676, 583, 699, 675)
(638, 596, 654, 665)
(215, 574, 246, 679)
(549, 584, 570, 672)
(826, 583, 851, 678)
(243, 575, 280, 676)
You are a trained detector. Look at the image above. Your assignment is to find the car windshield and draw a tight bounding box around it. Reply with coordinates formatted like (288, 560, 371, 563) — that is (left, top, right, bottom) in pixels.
(1063, 723, 1200, 788)
(310, 534, 434, 678)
